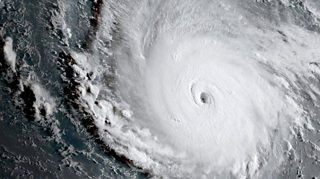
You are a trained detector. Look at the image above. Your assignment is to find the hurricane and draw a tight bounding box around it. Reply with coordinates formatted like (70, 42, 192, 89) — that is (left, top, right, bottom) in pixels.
(1, 0, 320, 178)
(62, 0, 320, 178)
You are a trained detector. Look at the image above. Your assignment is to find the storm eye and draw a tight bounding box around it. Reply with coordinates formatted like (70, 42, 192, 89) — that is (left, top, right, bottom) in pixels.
(200, 92, 210, 104)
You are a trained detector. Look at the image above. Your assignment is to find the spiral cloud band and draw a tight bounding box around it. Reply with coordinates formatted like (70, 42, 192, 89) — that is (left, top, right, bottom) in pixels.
(68, 0, 320, 178)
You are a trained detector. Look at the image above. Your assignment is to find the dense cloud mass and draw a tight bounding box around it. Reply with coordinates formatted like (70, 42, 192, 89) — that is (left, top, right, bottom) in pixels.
(68, 0, 320, 178)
